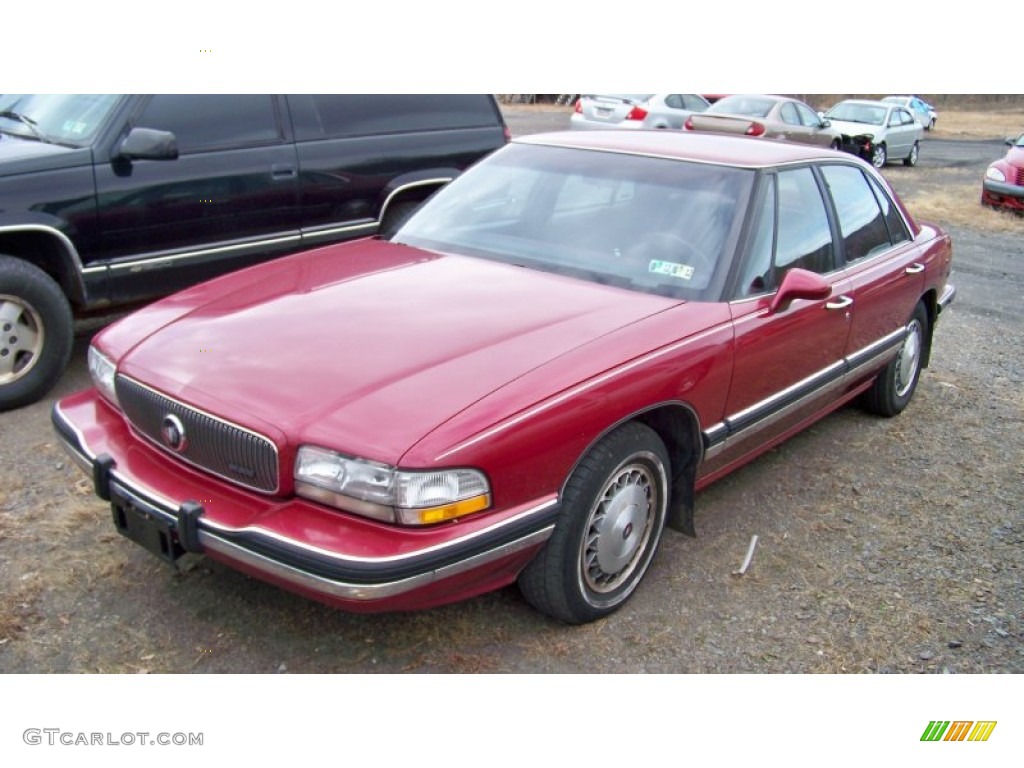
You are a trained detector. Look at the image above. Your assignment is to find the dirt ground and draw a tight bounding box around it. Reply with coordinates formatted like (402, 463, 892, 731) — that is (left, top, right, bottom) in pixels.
(0, 106, 1021, 673)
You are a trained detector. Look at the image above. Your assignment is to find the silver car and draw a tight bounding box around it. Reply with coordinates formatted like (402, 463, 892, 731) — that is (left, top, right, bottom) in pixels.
(882, 95, 938, 131)
(570, 93, 710, 130)
(824, 99, 924, 168)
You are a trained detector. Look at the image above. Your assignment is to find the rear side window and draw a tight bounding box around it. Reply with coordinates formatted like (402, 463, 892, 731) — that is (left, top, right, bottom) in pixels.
(820, 165, 892, 262)
(135, 95, 281, 153)
(289, 95, 499, 140)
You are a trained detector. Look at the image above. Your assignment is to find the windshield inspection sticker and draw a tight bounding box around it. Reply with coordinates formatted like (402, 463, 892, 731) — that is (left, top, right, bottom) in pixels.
(648, 260, 695, 281)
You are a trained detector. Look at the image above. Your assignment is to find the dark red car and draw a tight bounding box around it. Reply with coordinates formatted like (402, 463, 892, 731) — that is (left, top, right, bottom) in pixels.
(53, 131, 955, 624)
(982, 133, 1024, 212)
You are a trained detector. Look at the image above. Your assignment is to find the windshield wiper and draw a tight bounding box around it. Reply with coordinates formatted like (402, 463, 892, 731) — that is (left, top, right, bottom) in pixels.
(0, 110, 50, 143)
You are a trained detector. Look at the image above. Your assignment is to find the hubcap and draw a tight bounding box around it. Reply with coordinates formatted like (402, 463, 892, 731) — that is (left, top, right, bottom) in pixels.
(872, 146, 886, 167)
(580, 459, 659, 595)
(0, 295, 44, 385)
(895, 319, 922, 397)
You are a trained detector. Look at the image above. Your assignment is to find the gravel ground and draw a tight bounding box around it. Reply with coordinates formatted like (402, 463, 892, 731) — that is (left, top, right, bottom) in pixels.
(0, 108, 1021, 674)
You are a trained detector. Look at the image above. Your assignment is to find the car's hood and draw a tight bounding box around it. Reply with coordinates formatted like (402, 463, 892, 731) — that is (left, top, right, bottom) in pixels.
(826, 118, 883, 136)
(112, 240, 681, 464)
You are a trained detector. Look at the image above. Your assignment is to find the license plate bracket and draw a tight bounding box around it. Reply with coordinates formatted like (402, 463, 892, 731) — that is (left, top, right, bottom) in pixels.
(110, 487, 184, 564)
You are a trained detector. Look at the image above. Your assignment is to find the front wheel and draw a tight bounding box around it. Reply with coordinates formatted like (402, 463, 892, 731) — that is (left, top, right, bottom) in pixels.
(862, 301, 928, 417)
(830, 139, 841, 151)
(903, 141, 920, 167)
(0, 256, 73, 411)
(870, 143, 888, 168)
(518, 422, 670, 624)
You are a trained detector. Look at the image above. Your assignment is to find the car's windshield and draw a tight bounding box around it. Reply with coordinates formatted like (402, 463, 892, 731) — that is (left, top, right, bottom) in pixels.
(826, 102, 887, 126)
(0, 94, 122, 145)
(394, 143, 754, 301)
(1016, 134, 1024, 147)
(709, 96, 776, 118)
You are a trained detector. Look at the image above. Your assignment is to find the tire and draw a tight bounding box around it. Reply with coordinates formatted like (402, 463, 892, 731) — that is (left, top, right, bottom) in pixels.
(862, 301, 928, 417)
(518, 422, 670, 624)
(903, 141, 920, 167)
(0, 256, 73, 411)
(379, 201, 420, 240)
(870, 143, 888, 168)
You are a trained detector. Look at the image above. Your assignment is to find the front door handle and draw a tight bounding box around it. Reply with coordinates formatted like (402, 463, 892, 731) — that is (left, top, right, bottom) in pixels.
(905, 263, 925, 275)
(825, 295, 853, 310)
(271, 163, 297, 179)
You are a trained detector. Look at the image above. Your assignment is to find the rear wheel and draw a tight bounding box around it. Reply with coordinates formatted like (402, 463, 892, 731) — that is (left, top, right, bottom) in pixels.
(903, 141, 920, 167)
(0, 256, 73, 411)
(863, 301, 928, 417)
(518, 422, 670, 624)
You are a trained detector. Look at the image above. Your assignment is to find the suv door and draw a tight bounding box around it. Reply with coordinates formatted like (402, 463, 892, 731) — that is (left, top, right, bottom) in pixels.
(93, 94, 300, 304)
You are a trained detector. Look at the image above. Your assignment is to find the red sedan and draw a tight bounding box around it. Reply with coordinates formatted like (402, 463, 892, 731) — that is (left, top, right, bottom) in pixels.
(53, 131, 955, 624)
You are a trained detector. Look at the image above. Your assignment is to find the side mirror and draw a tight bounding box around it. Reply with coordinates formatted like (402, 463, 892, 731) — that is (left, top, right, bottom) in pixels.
(1006, 136, 1017, 146)
(116, 127, 178, 161)
(769, 268, 832, 314)
(820, 118, 831, 128)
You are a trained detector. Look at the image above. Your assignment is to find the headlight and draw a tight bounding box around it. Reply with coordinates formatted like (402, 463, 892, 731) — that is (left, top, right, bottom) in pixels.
(986, 166, 1006, 182)
(87, 345, 119, 406)
(294, 445, 491, 525)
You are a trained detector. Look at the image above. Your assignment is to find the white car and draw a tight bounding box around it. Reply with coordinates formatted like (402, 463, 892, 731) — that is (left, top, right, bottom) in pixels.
(824, 99, 924, 168)
(570, 94, 711, 130)
(882, 95, 938, 130)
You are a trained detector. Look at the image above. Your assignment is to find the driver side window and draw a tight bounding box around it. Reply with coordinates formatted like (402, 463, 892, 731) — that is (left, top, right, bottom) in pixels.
(735, 168, 835, 298)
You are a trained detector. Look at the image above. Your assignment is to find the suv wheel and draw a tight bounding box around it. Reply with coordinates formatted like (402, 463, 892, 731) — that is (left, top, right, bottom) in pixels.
(0, 256, 73, 411)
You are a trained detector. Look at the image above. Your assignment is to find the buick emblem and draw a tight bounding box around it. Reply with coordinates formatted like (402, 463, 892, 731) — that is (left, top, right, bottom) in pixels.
(160, 414, 188, 452)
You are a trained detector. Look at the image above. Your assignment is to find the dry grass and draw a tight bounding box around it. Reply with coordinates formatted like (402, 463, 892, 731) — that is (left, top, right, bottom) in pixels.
(930, 110, 1023, 141)
(902, 181, 1023, 232)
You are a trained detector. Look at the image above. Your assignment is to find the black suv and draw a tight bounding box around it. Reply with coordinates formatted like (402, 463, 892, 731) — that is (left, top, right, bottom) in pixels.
(0, 94, 509, 410)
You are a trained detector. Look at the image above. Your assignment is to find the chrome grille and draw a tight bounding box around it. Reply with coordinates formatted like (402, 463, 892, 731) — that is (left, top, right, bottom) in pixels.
(115, 375, 279, 493)
(1016, 166, 1024, 186)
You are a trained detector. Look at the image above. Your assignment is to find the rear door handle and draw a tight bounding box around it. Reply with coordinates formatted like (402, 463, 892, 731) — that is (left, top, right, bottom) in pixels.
(905, 263, 925, 275)
(825, 295, 853, 310)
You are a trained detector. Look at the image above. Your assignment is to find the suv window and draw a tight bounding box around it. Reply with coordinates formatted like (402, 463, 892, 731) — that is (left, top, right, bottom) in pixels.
(289, 95, 500, 140)
(135, 95, 281, 153)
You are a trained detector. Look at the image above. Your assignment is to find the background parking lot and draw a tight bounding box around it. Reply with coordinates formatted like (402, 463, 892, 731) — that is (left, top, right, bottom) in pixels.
(0, 102, 1021, 673)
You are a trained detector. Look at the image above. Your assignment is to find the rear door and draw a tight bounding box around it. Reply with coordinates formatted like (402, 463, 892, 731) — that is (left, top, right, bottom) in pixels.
(818, 164, 926, 387)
